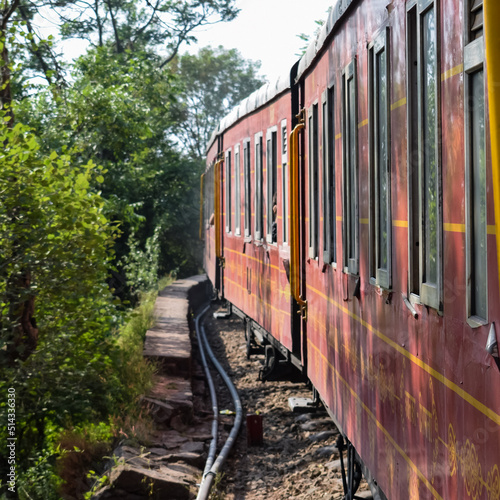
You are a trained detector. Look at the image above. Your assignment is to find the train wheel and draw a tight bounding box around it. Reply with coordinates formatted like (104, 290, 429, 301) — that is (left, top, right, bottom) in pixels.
(245, 320, 252, 359)
(258, 344, 276, 381)
(337, 435, 363, 499)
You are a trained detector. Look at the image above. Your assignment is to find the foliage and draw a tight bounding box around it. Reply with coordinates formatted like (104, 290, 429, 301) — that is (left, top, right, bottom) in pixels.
(114, 277, 174, 403)
(10, 0, 239, 90)
(0, 116, 121, 495)
(295, 10, 331, 57)
(123, 228, 161, 295)
(16, 46, 204, 294)
(0, 2, 267, 497)
(173, 46, 265, 159)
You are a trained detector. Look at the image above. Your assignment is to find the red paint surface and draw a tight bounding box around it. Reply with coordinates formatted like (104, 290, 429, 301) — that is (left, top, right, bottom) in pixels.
(203, 1, 500, 498)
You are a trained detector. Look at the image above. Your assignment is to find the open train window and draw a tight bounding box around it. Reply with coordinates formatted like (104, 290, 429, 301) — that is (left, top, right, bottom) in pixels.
(407, 0, 442, 310)
(234, 144, 241, 236)
(465, 0, 487, 325)
(369, 29, 391, 289)
(309, 103, 319, 259)
(255, 132, 264, 241)
(322, 87, 336, 265)
(266, 127, 278, 244)
(225, 149, 232, 234)
(243, 138, 251, 238)
(342, 59, 359, 275)
(281, 120, 288, 244)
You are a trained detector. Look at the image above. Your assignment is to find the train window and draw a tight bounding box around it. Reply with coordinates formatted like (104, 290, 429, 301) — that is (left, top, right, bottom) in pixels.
(322, 87, 336, 265)
(281, 120, 288, 244)
(328, 87, 338, 265)
(309, 103, 319, 259)
(255, 132, 264, 241)
(465, 9, 487, 324)
(225, 150, 232, 234)
(407, 4, 420, 298)
(420, 2, 441, 309)
(243, 139, 251, 237)
(235, 144, 241, 236)
(407, 0, 442, 310)
(266, 127, 278, 244)
(369, 29, 391, 289)
(342, 59, 359, 275)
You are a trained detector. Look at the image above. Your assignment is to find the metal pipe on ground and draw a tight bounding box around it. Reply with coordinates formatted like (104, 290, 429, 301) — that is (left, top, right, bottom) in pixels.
(194, 305, 218, 477)
(196, 312, 243, 500)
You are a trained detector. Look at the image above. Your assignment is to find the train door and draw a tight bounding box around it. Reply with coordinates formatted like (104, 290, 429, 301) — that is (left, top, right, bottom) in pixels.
(289, 73, 308, 369)
(214, 135, 225, 297)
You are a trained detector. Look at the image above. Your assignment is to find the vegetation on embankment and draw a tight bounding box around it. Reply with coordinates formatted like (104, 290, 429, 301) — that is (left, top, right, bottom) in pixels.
(0, 2, 265, 497)
(1, 274, 171, 499)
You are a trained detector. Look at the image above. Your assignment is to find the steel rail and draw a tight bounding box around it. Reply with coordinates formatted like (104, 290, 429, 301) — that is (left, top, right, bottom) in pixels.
(195, 306, 243, 500)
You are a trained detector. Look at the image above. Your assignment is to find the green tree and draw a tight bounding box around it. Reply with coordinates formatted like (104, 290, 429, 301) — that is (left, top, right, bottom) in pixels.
(17, 45, 203, 295)
(11, 0, 239, 87)
(173, 46, 265, 159)
(0, 116, 122, 495)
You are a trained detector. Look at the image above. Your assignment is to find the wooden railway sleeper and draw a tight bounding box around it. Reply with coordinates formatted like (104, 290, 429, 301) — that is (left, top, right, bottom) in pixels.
(336, 435, 363, 500)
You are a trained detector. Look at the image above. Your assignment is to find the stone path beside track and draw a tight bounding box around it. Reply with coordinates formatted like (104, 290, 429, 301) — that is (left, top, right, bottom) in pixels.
(93, 277, 374, 500)
(93, 276, 208, 500)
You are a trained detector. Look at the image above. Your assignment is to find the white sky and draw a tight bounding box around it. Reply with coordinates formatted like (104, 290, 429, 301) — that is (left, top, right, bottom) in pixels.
(190, 0, 333, 82)
(36, 1, 333, 83)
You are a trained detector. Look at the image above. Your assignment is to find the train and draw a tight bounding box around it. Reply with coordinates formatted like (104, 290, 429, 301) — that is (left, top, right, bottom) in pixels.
(201, 0, 500, 498)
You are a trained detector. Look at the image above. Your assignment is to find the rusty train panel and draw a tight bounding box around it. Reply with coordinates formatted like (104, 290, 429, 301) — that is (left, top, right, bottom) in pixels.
(203, 0, 500, 498)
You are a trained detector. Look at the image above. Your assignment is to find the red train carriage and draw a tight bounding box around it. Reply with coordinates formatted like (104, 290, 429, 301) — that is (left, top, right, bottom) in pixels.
(202, 0, 500, 498)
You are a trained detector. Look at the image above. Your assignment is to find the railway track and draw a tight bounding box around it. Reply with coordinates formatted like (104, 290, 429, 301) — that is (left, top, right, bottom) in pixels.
(195, 304, 374, 500)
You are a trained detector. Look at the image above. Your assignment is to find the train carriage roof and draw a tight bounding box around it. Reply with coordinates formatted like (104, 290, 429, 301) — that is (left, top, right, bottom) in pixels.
(206, 0, 355, 156)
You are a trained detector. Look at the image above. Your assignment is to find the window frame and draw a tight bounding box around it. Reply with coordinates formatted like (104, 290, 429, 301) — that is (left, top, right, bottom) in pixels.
(328, 85, 337, 266)
(417, 0, 442, 310)
(407, 1, 421, 301)
(243, 138, 252, 238)
(342, 58, 359, 275)
(407, 0, 442, 310)
(369, 28, 392, 290)
(234, 144, 241, 236)
(266, 126, 278, 244)
(464, 3, 487, 326)
(254, 131, 264, 242)
(281, 119, 289, 245)
(225, 149, 232, 234)
(322, 90, 330, 264)
(308, 102, 320, 259)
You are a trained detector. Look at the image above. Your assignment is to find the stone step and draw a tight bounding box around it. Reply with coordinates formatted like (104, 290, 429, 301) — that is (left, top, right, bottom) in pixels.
(93, 276, 208, 500)
(143, 374, 194, 426)
(143, 276, 206, 378)
(94, 463, 199, 500)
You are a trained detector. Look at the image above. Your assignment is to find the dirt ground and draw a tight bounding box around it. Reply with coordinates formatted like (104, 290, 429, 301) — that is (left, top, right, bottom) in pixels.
(196, 305, 373, 500)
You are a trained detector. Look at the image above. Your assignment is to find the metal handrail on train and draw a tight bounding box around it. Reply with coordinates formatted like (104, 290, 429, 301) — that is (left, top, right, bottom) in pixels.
(195, 305, 243, 500)
(289, 116, 308, 319)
